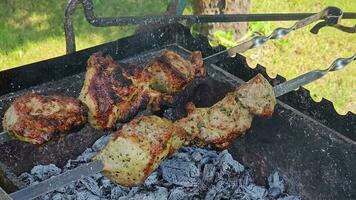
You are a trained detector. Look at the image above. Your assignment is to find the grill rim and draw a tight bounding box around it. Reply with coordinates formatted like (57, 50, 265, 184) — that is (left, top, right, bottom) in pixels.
(0, 23, 354, 199)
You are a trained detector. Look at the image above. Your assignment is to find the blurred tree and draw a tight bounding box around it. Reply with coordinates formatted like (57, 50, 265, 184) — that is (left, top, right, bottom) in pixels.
(192, 0, 251, 41)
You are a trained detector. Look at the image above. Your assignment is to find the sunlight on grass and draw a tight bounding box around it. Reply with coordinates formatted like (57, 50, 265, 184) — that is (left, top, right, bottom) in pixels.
(242, 1, 356, 114)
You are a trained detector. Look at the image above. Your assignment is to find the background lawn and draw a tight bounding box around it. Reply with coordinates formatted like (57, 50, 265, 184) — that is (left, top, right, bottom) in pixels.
(0, 0, 355, 114)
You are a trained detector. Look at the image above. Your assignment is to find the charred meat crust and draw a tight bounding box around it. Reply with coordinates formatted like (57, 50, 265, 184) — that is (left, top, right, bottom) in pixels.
(3, 93, 88, 144)
(140, 50, 206, 93)
(79, 52, 145, 130)
(80, 50, 206, 130)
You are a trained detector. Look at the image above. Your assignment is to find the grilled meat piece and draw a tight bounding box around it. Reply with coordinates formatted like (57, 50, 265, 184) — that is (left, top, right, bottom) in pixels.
(176, 74, 276, 149)
(79, 53, 150, 130)
(94, 74, 275, 186)
(80, 51, 206, 130)
(2, 93, 88, 144)
(94, 115, 187, 186)
(138, 50, 206, 93)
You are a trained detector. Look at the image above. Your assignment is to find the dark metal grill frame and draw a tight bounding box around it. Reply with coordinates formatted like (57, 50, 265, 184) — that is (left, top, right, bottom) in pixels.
(0, 23, 355, 199)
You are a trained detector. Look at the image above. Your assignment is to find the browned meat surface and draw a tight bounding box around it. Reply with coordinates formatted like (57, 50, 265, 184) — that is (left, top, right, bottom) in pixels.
(94, 115, 187, 186)
(80, 51, 206, 130)
(2, 93, 88, 144)
(176, 74, 276, 149)
(79, 53, 149, 130)
(94, 74, 276, 186)
(138, 50, 206, 93)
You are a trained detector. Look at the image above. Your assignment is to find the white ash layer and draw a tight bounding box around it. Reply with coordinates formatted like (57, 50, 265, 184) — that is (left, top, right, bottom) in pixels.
(19, 135, 300, 200)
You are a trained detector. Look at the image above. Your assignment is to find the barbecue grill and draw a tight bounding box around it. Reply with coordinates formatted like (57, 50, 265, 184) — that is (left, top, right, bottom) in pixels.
(0, 1, 355, 199)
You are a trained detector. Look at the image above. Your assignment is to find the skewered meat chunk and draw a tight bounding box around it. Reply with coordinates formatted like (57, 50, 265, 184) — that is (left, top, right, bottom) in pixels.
(79, 53, 149, 130)
(138, 50, 206, 93)
(79, 50, 205, 130)
(94, 115, 187, 186)
(176, 74, 276, 149)
(94, 74, 275, 186)
(2, 93, 88, 144)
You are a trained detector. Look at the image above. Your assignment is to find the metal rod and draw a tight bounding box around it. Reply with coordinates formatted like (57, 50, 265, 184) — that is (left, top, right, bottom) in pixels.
(81, 0, 356, 26)
(273, 54, 356, 97)
(10, 160, 104, 200)
(64, 0, 356, 53)
(64, 0, 80, 54)
(0, 186, 11, 200)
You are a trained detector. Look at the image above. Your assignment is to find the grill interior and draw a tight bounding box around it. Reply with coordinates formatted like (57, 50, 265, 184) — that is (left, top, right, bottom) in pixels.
(0, 24, 355, 199)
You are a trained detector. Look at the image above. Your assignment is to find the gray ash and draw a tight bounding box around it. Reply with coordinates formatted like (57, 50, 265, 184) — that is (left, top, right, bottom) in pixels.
(19, 135, 301, 200)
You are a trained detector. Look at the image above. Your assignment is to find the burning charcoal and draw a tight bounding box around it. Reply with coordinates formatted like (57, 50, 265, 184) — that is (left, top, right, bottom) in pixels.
(39, 193, 51, 200)
(127, 186, 140, 196)
(161, 159, 200, 187)
(55, 186, 66, 193)
(268, 171, 286, 193)
(198, 156, 214, 169)
(239, 184, 267, 199)
(277, 195, 301, 200)
(80, 177, 102, 197)
(168, 187, 189, 200)
(120, 186, 169, 200)
(196, 148, 218, 158)
(213, 179, 238, 199)
(64, 183, 76, 194)
(19, 172, 35, 185)
(31, 164, 61, 181)
(75, 190, 101, 200)
(216, 150, 244, 174)
(100, 177, 112, 188)
(205, 187, 219, 200)
(202, 163, 216, 184)
(64, 159, 82, 170)
(238, 170, 254, 186)
(77, 148, 96, 162)
(111, 186, 128, 199)
(172, 152, 191, 162)
(180, 146, 194, 153)
(91, 173, 103, 181)
(191, 151, 202, 162)
(92, 135, 111, 152)
(144, 171, 159, 187)
(100, 177, 113, 197)
(51, 193, 74, 200)
(269, 187, 282, 199)
(18, 146, 300, 200)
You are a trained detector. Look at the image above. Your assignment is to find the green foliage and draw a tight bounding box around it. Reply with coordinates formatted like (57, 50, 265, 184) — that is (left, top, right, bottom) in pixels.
(209, 30, 237, 48)
(248, 21, 274, 36)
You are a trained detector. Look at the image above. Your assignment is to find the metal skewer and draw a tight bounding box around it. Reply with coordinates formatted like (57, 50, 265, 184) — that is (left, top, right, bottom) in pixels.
(273, 54, 356, 97)
(1, 9, 341, 145)
(9, 54, 355, 200)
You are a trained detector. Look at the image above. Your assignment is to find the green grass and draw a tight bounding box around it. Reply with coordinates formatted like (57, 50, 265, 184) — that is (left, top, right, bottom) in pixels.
(0, 0, 355, 114)
(0, 0, 169, 69)
(244, 0, 356, 114)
